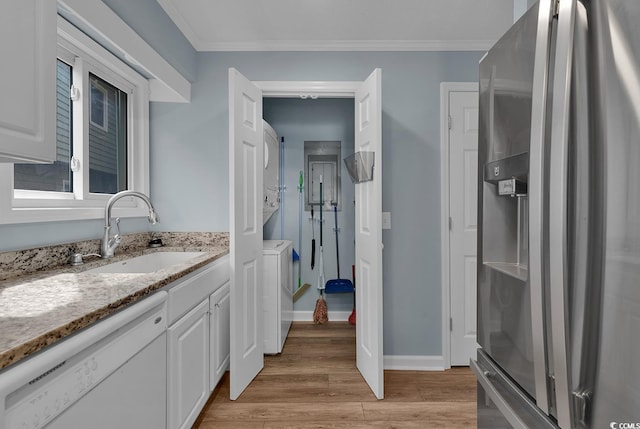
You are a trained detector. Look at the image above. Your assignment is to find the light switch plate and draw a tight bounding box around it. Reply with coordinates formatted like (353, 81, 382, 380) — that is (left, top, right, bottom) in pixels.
(382, 212, 391, 229)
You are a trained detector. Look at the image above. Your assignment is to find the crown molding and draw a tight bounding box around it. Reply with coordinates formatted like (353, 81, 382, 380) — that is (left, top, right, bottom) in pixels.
(192, 39, 495, 52)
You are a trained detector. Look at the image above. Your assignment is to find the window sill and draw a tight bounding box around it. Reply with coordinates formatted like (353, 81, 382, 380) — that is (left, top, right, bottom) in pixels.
(0, 166, 151, 225)
(0, 203, 150, 225)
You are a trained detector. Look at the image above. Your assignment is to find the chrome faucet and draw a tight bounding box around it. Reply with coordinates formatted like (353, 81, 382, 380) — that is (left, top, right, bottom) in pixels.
(101, 190, 159, 258)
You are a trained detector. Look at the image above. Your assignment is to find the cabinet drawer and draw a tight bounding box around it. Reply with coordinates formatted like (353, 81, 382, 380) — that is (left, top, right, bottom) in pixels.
(168, 256, 229, 325)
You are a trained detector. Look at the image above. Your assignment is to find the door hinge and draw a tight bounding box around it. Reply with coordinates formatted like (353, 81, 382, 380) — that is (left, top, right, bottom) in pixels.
(449, 217, 453, 231)
(448, 115, 452, 130)
(450, 318, 453, 331)
(553, 0, 560, 17)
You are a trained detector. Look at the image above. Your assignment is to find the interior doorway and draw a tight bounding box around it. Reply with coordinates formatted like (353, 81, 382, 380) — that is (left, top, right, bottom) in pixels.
(440, 82, 480, 368)
(262, 97, 356, 320)
(229, 69, 384, 400)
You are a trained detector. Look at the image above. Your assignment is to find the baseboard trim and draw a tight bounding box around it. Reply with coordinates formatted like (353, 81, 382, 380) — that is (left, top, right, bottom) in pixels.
(383, 355, 446, 371)
(293, 310, 352, 322)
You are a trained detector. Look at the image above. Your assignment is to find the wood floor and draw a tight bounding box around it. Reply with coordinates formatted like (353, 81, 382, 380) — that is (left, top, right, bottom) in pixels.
(193, 322, 477, 428)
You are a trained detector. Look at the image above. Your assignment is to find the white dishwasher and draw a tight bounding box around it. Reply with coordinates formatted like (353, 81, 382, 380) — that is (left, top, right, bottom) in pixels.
(262, 240, 293, 354)
(0, 291, 168, 429)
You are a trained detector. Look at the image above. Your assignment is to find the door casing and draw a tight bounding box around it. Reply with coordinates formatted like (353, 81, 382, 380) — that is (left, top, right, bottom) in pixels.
(229, 75, 384, 398)
(440, 82, 479, 369)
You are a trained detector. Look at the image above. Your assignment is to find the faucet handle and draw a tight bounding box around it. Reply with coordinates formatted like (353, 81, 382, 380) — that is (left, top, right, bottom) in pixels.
(111, 234, 122, 247)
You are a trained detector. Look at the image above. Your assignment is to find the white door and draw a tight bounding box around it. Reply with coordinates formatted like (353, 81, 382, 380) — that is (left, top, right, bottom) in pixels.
(354, 69, 384, 399)
(448, 90, 479, 366)
(229, 68, 264, 400)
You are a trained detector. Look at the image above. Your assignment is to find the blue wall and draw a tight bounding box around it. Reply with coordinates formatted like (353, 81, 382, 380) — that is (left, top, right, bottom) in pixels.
(263, 98, 356, 313)
(0, 1, 484, 357)
(151, 51, 483, 356)
(102, 0, 197, 82)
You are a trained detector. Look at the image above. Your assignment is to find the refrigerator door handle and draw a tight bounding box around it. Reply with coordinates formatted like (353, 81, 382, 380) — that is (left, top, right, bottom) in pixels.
(572, 389, 592, 427)
(548, 0, 577, 427)
(528, 0, 556, 416)
(471, 359, 529, 429)
(474, 351, 560, 429)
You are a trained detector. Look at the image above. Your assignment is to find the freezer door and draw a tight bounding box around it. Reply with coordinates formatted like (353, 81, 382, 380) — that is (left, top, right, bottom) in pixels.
(473, 350, 557, 429)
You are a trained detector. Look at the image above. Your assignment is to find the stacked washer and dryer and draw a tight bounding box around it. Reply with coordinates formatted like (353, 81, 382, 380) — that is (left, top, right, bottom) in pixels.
(262, 122, 293, 354)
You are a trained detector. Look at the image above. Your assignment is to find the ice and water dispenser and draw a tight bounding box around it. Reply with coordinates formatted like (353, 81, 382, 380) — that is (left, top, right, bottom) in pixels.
(482, 152, 529, 281)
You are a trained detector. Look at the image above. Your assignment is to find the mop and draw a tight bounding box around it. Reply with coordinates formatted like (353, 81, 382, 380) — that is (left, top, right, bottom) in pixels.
(312, 177, 328, 324)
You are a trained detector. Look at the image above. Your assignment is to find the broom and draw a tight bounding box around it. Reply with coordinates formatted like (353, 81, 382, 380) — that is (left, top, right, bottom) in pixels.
(348, 264, 356, 325)
(313, 177, 328, 324)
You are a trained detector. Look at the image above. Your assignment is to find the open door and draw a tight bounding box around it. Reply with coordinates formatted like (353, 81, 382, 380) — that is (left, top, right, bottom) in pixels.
(228, 68, 264, 400)
(355, 69, 384, 399)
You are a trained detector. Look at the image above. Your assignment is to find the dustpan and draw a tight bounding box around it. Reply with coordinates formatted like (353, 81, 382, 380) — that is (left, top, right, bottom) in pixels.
(325, 278, 354, 294)
(325, 206, 354, 294)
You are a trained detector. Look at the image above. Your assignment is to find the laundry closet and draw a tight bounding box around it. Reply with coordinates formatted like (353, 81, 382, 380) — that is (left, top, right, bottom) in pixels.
(261, 97, 356, 346)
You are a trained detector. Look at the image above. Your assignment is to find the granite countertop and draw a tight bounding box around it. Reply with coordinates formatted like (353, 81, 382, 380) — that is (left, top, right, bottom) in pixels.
(0, 232, 229, 371)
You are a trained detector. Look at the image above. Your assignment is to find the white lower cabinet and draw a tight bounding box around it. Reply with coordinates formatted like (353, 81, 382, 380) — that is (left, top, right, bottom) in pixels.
(166, 256, 230, 429)
(209, 281, 230, 391)
(168, 299, 210, 429)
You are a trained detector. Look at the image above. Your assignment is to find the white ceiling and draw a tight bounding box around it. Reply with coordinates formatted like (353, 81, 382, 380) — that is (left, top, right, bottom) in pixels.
(156, 0, 515, 52)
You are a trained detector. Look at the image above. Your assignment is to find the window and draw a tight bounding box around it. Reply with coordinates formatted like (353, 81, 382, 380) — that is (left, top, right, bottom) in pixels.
(89, 77, 108, 131)
(88, 73, 128, 194)
(0, 18, 149, 224)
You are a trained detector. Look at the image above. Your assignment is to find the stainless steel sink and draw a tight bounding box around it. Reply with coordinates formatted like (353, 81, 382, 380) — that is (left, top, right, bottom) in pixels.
(85, 252, 206, 274)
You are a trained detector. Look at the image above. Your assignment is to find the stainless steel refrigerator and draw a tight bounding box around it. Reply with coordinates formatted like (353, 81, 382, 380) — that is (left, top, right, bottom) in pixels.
(472, 0, 640, 428)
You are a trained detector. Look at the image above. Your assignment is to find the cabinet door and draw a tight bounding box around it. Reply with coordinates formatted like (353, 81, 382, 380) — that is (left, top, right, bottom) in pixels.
(210, 281, 230, 391)
(168, 299, 209, 429)
(262, 253, 278, 354)
(0, 0, 56, 163)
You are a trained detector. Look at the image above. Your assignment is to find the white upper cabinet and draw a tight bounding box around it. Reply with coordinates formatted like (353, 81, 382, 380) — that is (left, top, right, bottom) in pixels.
(0, 0, 56, 163)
